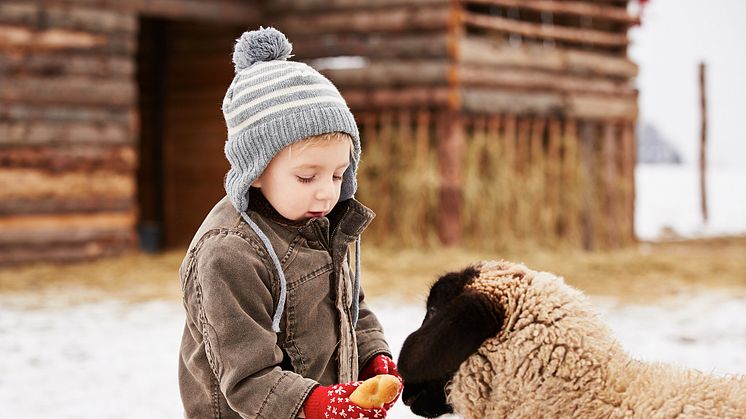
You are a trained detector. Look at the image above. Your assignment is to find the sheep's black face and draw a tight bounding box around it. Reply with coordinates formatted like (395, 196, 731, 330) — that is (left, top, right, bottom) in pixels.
(398, 267, 503, 417)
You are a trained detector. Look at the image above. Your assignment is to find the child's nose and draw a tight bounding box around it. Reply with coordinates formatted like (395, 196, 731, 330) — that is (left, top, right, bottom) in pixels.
(315, 180, 335, 201)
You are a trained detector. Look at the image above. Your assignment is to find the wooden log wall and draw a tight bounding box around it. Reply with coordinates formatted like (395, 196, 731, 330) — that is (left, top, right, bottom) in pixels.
(460, 114, 636, 249)
(354, 111, 635, 248)
(0, 2, 139, 264)
(269, 0, 637, 248)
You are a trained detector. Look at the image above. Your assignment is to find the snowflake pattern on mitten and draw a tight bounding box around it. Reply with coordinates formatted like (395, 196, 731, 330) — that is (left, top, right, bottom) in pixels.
(304, 381, 388, 419)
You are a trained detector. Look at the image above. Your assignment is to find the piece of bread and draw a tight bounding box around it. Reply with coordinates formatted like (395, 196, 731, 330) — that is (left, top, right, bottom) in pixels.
(349, 374, 401, 409)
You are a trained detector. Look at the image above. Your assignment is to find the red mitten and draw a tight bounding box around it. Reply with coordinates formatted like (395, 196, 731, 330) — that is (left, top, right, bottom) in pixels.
(360, 354, 401, 381)
(303, 381, 387, 419)
(359, 354, 402, 410)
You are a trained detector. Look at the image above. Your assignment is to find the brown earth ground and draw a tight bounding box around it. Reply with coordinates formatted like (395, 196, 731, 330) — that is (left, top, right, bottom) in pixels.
(1, 236, 745, 307)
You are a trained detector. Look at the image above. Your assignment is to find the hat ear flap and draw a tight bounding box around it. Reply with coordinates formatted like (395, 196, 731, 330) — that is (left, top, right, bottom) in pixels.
(398, 291, 503, 382)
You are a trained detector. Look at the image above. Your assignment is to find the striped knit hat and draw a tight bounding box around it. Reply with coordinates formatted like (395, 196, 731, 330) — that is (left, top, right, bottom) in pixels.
(223, 27, 360, 215)
(222, 27, 363, 333)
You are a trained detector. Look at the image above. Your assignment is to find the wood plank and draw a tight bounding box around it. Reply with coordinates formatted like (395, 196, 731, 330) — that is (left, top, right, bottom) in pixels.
(462, 11, 629, 48)
(342, 86, 450, 110)
(0, 24, 111, 52)
(0, 197, 133, 215)
(0, 75, 135, 106)
(461, 88, 638, 120)
(269, 0, 448, 11)
(459, 65, 635, 96)
(293, 33, 449, 59)
(0, 3, 137, 33)
(0, 3, 38, 26)
(567, 93, 638, 120)
(0, 52, 134, 77)
(275, 5, 451, 34)
(0, 24, 134, 55)
(0, 120, 132, 146)
(459, 35, 637, 78)
(461, 0, 638, 25)
(322, 60, 449, 87)
(0, 211, 135, 234)
(0, 169, 134, 200)
(24, 0, 260, 24)
(0, 235, 135, 265)
(0, 145, 136, 172)
(0, 104, 133, 124)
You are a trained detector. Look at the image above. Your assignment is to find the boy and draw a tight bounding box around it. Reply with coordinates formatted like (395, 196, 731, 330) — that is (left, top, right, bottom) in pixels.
(178, 27, 400, 419)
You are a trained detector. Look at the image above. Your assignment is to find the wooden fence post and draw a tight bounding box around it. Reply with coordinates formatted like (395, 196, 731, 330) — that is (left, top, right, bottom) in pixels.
(437, 111, 465, 246)
(699, 62, 708, 223)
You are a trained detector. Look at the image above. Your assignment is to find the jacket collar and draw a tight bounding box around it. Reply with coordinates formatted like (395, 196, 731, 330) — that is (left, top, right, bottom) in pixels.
(247, 187, 375, 239)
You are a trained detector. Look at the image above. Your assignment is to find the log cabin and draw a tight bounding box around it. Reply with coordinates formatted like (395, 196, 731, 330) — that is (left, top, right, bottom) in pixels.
(0, 0, 640, 264)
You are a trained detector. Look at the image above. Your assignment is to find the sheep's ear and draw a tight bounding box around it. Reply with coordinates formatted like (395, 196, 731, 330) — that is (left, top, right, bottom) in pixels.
(398, 291, 503, 382)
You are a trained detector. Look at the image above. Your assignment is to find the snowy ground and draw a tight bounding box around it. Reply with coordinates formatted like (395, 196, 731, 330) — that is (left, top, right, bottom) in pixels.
(2, 164, 745, 418)
(2, 291, 746, 419)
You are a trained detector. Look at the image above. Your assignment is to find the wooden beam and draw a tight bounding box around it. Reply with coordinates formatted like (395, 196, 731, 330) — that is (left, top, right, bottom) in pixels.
(0, 168, 134, 200)
(0, 3, 137, 33)
(24, 0, 260, 24)
(459, 65, 636, 96)
(461, 0, 638, 25)
(459, 35, 638, 78)
(0, 24, 107, 51)
(321, 60, 449, 87)
(462, 11, 629, 48)
(293, 33, 449, 59)
(0, 234, 135, 265)
(275, 5, 451, 34)
(0, 197, 133, 215)
(0, 120, 132, 146)
(0, 103, 134, 125)
(461, 88, 638, 120)
(341, 86, 450, 110)
(0, 211, 135, 236)
(269, 0, 448, 12)
(0, 51, 134, 78)
(0, 145, 136, 172)
(0, 74, 135, 106)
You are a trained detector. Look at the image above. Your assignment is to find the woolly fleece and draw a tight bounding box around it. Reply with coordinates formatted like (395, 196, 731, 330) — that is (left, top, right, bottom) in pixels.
(448, 260, 746, 419)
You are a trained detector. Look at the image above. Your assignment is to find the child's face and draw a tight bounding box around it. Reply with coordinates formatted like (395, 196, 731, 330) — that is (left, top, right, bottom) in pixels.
(253, 137, 352, 221)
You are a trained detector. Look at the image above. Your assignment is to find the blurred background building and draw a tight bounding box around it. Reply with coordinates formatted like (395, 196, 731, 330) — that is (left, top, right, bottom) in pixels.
(0, 0, 643, 264)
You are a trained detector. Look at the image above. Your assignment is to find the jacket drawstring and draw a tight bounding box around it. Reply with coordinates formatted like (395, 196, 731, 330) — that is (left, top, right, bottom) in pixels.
(351, 237, 361, 326)
(241, 211, 287, 333)
(241, 211, 362, 333)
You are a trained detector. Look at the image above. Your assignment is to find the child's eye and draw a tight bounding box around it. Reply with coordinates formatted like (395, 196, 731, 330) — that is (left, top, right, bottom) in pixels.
(296, 175, 314, 183)
(333, 174, 344, 182)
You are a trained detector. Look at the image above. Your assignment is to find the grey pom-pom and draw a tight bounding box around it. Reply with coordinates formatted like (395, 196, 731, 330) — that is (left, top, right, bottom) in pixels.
(232, 27, 292, 72)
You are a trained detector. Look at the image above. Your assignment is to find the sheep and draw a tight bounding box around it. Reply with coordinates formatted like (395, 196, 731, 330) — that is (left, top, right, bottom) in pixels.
(398, 260, 746, 418)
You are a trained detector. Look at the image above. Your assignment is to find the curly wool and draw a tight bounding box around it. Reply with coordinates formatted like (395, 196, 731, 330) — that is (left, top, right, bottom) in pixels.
(232, 26, 292, 72)
(448, 260, 746, 419)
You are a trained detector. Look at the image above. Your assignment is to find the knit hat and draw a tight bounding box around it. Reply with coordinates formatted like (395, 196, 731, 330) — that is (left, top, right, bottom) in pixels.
(222, 27, 363, 333)
(223, 27, 360, 214)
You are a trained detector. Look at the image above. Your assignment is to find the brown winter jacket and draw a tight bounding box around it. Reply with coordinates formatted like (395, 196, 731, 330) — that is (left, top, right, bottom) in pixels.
(178, 189, 390, 419)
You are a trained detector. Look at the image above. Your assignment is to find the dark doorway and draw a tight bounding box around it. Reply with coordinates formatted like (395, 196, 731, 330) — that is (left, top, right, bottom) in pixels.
(136, 17, 242, 251)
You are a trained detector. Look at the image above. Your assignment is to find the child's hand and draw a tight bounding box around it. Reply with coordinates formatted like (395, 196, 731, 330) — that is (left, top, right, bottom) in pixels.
(360, 354, 400, 381)
(303, 381, 388, 419)
(359, 355, 403, 409)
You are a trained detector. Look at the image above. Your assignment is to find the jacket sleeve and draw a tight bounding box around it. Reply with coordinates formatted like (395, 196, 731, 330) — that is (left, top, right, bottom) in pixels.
(184, 231, 317, 418)
(354, 284, 392, 369)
